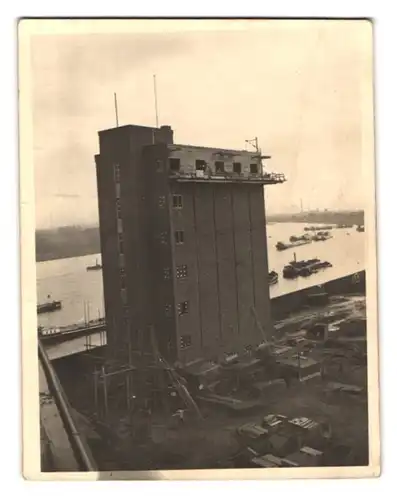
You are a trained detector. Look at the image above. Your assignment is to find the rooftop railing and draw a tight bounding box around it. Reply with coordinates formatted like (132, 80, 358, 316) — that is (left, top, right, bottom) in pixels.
(168, 169, 286, 184)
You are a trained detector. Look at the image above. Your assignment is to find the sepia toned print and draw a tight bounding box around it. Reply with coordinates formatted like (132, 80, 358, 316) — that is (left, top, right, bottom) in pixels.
(19, 19, 379, 480)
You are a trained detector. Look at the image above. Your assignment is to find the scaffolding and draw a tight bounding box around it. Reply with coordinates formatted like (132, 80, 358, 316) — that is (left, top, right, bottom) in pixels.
(83, 319, 201, 431)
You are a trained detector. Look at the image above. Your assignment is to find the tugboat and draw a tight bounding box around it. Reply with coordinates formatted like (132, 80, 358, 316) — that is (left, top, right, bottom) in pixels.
(283, 253, 332, 279)
(268, 270, 278, 285)
(86, 259, 102, 271)
(37, 295, 62, 314)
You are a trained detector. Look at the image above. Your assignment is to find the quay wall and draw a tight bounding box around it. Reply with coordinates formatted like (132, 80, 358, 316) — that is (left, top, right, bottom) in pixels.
(270, 270, 366, 320)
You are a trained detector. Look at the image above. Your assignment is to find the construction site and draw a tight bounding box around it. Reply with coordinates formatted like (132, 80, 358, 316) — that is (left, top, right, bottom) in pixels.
(41, 122, 369, 471)
(51, 277, 368, 470)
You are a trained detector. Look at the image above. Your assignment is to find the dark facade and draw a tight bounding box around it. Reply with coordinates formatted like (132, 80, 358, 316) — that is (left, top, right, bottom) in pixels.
(95, 125, 285, 367)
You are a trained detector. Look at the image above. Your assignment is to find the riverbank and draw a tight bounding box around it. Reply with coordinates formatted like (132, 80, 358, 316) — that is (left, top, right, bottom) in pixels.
(36, 210, 364, 262)
(267, 210, 364, 226)
(36, 226, 100, 262)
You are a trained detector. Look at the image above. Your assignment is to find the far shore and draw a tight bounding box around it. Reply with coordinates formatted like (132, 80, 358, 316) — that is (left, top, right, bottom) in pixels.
(36, 210, 364, 263)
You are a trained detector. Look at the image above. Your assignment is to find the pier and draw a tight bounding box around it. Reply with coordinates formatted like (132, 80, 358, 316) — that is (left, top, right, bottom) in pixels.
(39, 319, 106, 345)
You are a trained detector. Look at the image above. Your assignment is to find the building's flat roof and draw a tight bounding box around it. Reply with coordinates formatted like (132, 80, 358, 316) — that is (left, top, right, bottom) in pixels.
(99, 124, 172, 135)
(169, 143, 263, 155)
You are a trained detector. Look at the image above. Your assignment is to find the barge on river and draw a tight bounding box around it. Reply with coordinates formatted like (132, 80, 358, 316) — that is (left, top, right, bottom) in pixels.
(283, 258, 332, 279)
(276, 239, 312, 251)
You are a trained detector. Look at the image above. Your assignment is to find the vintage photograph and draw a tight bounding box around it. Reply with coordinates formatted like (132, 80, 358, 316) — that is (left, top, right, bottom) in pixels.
(19, 19, 379, 479)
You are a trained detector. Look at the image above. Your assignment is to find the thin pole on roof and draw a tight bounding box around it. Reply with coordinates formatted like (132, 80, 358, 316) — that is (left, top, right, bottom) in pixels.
(114, 92, 119, 127)
(153, 75, 159, 128)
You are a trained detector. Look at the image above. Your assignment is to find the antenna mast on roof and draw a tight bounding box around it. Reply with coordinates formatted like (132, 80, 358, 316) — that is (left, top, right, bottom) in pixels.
(114, 93, 119, 127)
(153, 75, 159, 128)
(245, 137, 259, 153)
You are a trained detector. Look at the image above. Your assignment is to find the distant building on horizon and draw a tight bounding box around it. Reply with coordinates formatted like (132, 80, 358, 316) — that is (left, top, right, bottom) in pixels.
(94, 124, 285, 371)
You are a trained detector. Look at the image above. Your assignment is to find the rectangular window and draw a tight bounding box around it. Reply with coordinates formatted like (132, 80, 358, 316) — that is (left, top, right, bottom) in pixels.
(172, 194, 183, 209)
(121, 288, 127, 305)
(165, 304, 172, 317)
(233, 162, 242, 173)
(250, 163, 258, 174)
(175, 230, 185, 244)
(120, 274, 126, 289)
(114, 164, 120, 182)
(116, 199, 122, 219)
(119, 253, 125, 268)
(178, 301, 189, 315)
(117, 218, 123, 234)
(160, 232, 168, 244)
(119, 241, 124, 254)
(158, 196, 166, 208)
(115, 182, 121, 199)
(119, 267, 126, 277)
(176, 265, 188, 279)
(195, 159, 206, 170)
(215, 161, 225, 173)
(169, 158, 181, 172)
(163, 267, 171, 280)
(180, 335, 192, 349)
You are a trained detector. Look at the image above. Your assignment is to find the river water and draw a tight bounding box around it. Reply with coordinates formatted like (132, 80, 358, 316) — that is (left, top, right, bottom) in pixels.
(36, 223, 365, 329)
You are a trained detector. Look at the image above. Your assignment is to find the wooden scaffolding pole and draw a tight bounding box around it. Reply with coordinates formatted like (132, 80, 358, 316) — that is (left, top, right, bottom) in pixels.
(101, 365, 109, 419)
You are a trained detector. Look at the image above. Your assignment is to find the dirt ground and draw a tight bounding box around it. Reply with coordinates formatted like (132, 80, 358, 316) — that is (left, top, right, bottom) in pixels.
(57, 293, 369, 471)
(100, 351, 367, 471)
(137, 372, 368, 469)
(124, 294, 369, 470)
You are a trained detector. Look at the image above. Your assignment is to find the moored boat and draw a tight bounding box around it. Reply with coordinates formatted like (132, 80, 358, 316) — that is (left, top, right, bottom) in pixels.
(312, 231, 332, 242)
(276, 239, 312, 251)
(289, 234, 311, 243)
(283, 257, 332, 279)
(268, 271, 278, 285)
(304, 225, 334, 231)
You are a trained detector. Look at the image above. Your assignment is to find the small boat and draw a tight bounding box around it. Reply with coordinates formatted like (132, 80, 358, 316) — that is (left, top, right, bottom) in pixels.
(276, 239, 312, 251)
(268, 271, 278, 286)
(87, 259, 102, 271)
(37, 297, 62, 314)
(356, 225, 364, 232)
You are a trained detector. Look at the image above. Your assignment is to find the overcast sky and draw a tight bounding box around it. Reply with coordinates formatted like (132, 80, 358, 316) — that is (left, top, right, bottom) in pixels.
(30, 20, 372, 229)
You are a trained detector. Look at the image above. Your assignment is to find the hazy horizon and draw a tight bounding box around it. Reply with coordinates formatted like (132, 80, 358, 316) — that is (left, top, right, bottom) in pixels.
(30, 20, 372, 229)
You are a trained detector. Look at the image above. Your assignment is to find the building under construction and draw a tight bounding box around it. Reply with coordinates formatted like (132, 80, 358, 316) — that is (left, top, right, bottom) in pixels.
(93, 124, 286, 420)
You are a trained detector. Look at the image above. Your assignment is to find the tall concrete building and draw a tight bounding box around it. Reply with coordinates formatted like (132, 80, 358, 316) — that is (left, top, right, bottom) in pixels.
(95, 124, 285, 369)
